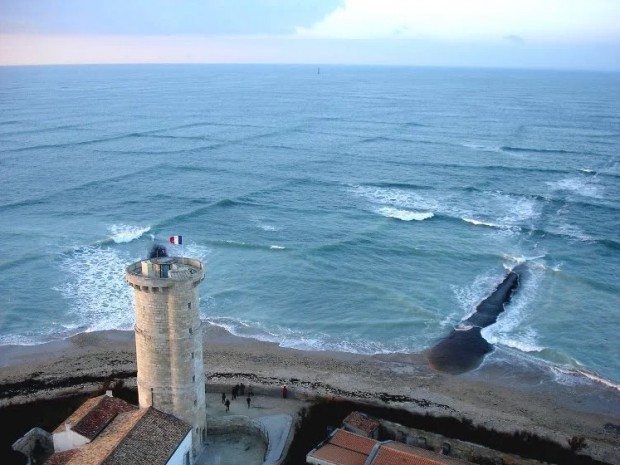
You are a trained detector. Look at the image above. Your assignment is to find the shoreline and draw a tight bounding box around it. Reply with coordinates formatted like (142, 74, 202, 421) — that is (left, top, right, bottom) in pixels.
(1, 324, 619, 463)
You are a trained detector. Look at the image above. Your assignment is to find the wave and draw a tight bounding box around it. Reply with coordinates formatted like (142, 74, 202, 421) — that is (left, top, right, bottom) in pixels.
(361, 181, 432, 191)
(206, 317, 407, 355)
(207, 239, 285, 251)
(106, 224, 151, 244)
(54, 246, 137, 334)
(546, 177, 604, 200)
(378, 207, 434, 221)
(0, 132, 138, 153)
(550, 366, 620, 392)
(460, 142, 501, 153)
(481, 267, 543, 350)
(500, 145, 583, 155)
(462, 218, 509, 229)
(497, 336, 545, 353)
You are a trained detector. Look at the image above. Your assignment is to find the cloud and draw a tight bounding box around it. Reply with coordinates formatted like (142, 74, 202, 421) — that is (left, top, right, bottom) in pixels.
(0, 0, 344, 35)
(296, 0, 620, 42)
(504, 35, 525, 44)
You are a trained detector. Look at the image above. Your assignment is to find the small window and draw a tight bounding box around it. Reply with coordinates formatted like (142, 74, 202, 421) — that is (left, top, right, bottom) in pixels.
(194, 399, 197, 406)
(189, 327, 193, 334)
(184, 451, 190, 465)
(188, 302, 191, 309)
(191, 352, 194, 359)
(192, 375, 195, 382)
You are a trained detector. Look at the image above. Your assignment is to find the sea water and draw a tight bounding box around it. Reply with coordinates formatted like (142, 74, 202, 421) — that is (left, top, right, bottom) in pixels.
(0, 65, 618, 389)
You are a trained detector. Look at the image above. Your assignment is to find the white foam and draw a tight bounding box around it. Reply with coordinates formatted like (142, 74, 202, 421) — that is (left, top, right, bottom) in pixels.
(451, 271, 500, 321)
(55, 246, 137, 332)
(251, 216, 282, 232)
(547, 177, 604, 199)
(378, 207, 434, 221)
(270, 245, 285, 250)
(350, 185, 439, 211)
(207, 317, 408, 355)
(460, 142, 501, 153)
(177, 243, 211, 262)
(463, 218, 505, 229)
(481, 267, 543, 349)
(498, 195, 541, 227)
(501, 254, 545, 266)
(108, 224, 151, 243)
(497, 335, 545, 353)
(577, 369, 620, 392)
(455, 323, 476, 331)
(555, 222, 593, 242)
(548, 365, 620, 391)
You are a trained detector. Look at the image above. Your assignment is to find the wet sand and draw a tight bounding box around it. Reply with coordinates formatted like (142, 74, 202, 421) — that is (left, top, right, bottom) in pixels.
(1, 324, 619, 463)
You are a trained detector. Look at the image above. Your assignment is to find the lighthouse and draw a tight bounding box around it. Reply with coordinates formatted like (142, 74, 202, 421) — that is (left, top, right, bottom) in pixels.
(126, 253, 206, 457)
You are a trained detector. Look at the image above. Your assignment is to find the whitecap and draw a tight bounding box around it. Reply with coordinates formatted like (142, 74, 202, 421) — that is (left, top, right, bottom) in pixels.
(108, 224, 151, 243)
(547, 177, 603, 199)
(55, 246, 137, 332)
(451, 271, 501, 321)
(481, 269, 543, 348)
(270, 245, 285, 250)
(462, 218, 505, 229)
(497, 337, 545, 353)
(378, 207, 434, 221)
(350, 185, 439, 211)
(460, 142, 501, 153)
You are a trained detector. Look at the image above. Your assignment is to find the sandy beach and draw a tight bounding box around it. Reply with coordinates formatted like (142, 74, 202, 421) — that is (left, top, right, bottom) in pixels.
(1, 324, 619, 464)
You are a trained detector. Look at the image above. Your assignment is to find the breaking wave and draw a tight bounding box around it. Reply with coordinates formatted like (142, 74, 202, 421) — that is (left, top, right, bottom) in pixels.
(378, 207, 434, 221)
(108, 224, 151, 243)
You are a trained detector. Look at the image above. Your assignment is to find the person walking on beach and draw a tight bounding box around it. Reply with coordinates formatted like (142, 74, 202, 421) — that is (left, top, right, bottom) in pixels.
(225, 399, 230, 412)
(232, 384, 238, 400)
(246, 395, 251, 408)
(282, 385, 288, 399)
(240, 382, 245, 396)
(221, 392, 226, 404)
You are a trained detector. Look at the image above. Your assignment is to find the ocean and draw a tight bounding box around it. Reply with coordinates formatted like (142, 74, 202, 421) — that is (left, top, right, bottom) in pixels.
(0, 64, 618, 390)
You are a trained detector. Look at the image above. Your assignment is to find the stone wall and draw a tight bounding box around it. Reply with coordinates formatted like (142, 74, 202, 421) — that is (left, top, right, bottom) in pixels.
(379, 419, 546, 465)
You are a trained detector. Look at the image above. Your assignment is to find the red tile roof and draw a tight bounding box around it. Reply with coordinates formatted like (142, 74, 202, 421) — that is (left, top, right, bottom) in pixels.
(45, 395, 191, 465)
(343, 411, 380, 435)
(72, 396, 137, 440)
(374, 442, 472, 465)
(308, 429, 378, 465)
(330, 429, 377, 455)
(308, 430, 473, 465)
(43, 449, 77, 465)
(310, 443, 370, 465)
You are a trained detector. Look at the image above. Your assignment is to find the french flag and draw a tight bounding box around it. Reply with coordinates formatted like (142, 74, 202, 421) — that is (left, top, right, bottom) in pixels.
(169, 235, 183, 245)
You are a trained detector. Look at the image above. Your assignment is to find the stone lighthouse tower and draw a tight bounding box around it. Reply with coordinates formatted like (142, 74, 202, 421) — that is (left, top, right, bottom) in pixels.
(126, 254, 206, 457)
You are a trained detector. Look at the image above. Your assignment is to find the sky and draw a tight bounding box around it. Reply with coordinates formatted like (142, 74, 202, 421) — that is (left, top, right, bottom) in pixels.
(0, 0, 619, 70)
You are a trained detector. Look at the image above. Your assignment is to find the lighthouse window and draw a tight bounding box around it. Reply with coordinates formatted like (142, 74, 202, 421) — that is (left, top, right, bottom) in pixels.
(188, 302, 191, 309)
(191, 352, 194, 359)
(192, 375, 195, 382)
(194, 399, 197, 406)
(189, 327, 193, 334)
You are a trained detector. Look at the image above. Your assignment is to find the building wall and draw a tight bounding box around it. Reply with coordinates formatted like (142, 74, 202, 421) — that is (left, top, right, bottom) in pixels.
(52, 427, 89, 452)
(166, 431, 193, 465)
(127, 257, 207, 458)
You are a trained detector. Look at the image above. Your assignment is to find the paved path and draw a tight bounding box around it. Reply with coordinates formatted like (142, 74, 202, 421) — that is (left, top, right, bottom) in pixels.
(198, 388, 307, 465)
